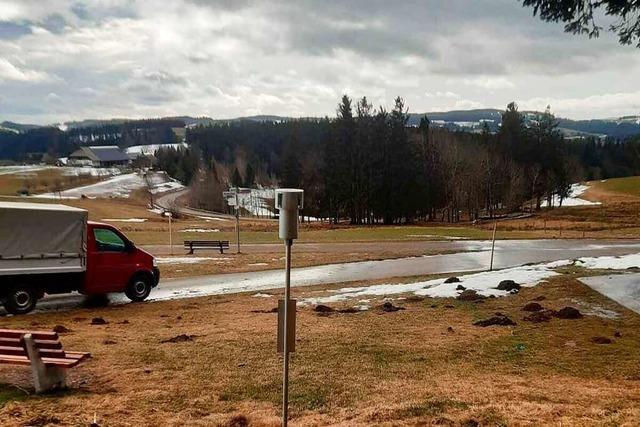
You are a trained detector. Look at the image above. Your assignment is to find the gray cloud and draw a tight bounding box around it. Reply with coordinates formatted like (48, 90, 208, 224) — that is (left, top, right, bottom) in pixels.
(0, 0, 638, 124)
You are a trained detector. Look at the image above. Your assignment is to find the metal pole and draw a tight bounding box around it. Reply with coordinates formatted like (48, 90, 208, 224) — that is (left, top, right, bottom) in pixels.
(489, 220, 497, 271)
(169, 215, 173, 256)
(282, 239, 292, 427)
(235, 191, 240, 254)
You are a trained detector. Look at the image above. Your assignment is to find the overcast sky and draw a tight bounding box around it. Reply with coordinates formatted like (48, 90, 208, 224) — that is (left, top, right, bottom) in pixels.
(0, 0, 639, 124)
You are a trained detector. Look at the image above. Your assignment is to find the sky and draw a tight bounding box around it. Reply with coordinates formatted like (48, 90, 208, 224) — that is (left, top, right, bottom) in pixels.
(0, 0, 639, 125)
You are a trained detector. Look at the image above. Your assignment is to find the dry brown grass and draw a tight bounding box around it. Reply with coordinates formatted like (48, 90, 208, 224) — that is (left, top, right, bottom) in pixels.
(0, 169, 103, 197)
(1, 273, 639, 426)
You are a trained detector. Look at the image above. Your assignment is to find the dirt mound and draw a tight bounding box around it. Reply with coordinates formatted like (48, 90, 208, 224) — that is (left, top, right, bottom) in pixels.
(522, 302, 544, 312)
(444, 277, 460, 283)
(473, 315, 516, 327)
(523, 310, 555, 323)
(52, 325, 72, 333)
(226, 415, 249, 427)
(378, 302, 405, 312)
(457, 290, 486, 301)
(90, 317, 108, 325)
(591, 336, 612, 344)
(555, 307, 583, 319)
(314, 305, 335, 313)
(456, 284, 466, 291)
(160, 334, 196, 343)
(497, 280, 521, 291)
(251, 307, 278, 314)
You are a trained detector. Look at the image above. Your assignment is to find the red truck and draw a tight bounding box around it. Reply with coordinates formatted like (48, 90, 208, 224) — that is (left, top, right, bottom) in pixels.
(0, 202, 159, 314)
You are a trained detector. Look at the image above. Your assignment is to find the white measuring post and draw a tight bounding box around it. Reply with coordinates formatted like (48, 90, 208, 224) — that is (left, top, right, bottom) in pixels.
(489, 220, 497, 271)
(275, 188, 303, 427)
(165, 211, 173, 256)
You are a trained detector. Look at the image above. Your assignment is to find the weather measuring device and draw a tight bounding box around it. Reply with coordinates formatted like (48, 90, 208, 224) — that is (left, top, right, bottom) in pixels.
(275, 188, 303, 427)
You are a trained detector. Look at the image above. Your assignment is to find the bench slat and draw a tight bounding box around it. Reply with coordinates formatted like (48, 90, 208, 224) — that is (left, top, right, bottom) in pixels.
(0, 337, 62, 350)
(0, 346, 66, 359)
(0, 355, 81, 368)
(0, 329, 58, 340)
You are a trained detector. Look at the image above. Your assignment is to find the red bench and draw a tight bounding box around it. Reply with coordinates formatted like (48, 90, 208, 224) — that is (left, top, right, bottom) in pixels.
(0, 329, 90, 393)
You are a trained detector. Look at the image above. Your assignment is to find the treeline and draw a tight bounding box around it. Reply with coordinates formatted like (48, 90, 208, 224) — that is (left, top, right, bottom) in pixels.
(180, 96, 640, 223)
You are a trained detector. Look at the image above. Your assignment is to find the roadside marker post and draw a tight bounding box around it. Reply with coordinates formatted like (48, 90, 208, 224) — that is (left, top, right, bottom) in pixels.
(164, 211, 173, 256)
(275, 188, 304, 427)
(489, 220, 497, 271)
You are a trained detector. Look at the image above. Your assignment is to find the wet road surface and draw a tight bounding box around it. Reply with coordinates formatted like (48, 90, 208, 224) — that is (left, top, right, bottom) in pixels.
(11, 239, 639, 314)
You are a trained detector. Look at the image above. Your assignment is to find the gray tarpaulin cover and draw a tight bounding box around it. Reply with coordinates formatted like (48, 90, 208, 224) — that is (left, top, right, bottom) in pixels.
(0, 202, 87, 258)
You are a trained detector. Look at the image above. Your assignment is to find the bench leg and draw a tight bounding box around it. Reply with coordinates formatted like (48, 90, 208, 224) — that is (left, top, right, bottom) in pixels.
(219, 243, 223, 254)
(23, 334, 67, 393)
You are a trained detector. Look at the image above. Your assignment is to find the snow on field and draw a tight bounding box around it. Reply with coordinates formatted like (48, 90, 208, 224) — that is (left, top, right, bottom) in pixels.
(102, 218, 147, 223)
(301, 260, 572, 306)
(38, 173, 145, 199)
(149, 180, 184, 194)
(196, 216, 229, 222)
(575, 253, 640, 270)
(0, 165, 50, 175)
(36, 171, 183, 199)
(156, 257, 216, 264)
(234, 188, 276, 217)
(179, 228, 220, 233)
(126, 143, 187, 156)
(541, 183, 601, 207)
(60, 166, 121, 177)
(252, 293, 273, 298)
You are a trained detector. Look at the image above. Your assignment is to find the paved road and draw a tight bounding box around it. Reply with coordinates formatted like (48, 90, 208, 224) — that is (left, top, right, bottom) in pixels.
(580, 274, 640, 314)
(154, 188, 274, 222)
(13, 239, 640, 314)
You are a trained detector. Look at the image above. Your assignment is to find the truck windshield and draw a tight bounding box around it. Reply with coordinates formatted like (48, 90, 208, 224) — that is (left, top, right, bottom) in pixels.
(94, 228, 127, 252)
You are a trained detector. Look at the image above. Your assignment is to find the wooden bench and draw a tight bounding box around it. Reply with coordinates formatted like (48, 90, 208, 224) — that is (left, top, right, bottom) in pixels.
(184, 240, 230, 254)
(0, 329, 90, 393)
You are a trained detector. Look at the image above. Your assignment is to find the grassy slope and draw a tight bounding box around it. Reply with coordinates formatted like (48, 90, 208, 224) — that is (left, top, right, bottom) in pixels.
(594, 176, 640, 198)
(0, 273, 638, 425)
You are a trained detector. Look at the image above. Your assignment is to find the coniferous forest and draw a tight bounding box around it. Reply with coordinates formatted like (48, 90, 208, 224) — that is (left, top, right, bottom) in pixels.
(181, 96, 640, 223)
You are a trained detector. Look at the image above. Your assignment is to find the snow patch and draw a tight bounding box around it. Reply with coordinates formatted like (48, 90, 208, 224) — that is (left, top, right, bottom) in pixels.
(252, 293, 273, 298)
(179, 228, 220, 233)
(301, 260, 568, 305)
(102, 218, 147, 223)
(541, 183, 601, 207)
(156, 257, 215, 264)
(575, 253, 640, 270)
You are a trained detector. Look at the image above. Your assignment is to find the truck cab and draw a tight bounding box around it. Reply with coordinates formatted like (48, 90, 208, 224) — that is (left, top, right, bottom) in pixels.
(85, 222, 159, 297)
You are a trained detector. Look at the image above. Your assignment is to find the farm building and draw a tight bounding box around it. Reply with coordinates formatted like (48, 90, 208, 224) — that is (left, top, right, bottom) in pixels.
(68, 146, 131, 167)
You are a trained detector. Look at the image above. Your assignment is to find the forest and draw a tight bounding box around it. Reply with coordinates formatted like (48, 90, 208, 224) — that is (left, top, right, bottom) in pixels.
(2, 97, 639, 224)
(167, 96, 640, 223)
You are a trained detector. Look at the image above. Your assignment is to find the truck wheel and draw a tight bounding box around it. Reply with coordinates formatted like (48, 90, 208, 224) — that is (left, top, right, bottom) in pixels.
(125, 274, 152, 302)
(3, 286, 38, 315)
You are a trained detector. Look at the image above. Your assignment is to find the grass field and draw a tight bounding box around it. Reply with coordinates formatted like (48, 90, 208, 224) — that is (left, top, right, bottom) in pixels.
(0, 168, 104, 196)
(591, 176, 640, 199)
(0, 271, 638, 425)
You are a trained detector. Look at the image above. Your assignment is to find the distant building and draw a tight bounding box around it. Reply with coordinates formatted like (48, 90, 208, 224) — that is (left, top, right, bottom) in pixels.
(68, 146, 131, 167)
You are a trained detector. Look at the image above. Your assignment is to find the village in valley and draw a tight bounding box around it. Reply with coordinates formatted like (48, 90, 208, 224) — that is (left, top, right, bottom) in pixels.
(1, 0, 640, 426)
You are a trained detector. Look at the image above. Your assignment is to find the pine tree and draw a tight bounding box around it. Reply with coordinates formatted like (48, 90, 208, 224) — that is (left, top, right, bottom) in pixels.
(231, 167, 243, 188)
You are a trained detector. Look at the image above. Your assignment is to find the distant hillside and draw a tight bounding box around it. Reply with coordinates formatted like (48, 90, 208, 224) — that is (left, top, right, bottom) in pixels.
(3, 110, 640, 139)
(0, 121, 41, 133)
